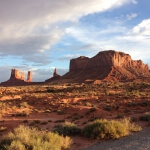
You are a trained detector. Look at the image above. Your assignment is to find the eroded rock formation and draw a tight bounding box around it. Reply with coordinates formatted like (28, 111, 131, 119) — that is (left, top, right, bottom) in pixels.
(10, 69, 25, 81)
(27, 71, 32, 82)
(45, 68, 61, 82)
(1, 69, 33, 86)
(63, 50, 150, 82)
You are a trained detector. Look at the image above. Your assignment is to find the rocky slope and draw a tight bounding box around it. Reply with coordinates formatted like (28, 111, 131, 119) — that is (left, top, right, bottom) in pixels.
(45, 68, 61, 82)
(63, 50, 150, 82)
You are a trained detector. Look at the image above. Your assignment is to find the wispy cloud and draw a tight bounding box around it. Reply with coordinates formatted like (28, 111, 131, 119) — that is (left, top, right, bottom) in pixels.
(0, 0, 131, 64)
(132, 0, 138, 4)
(64, 18, 150, 63)
(126, 13, 137, 20)
(131, 19, 150, 36)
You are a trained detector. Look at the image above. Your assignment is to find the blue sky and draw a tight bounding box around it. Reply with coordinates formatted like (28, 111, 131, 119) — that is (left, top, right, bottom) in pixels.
(0, 0, 150, 82)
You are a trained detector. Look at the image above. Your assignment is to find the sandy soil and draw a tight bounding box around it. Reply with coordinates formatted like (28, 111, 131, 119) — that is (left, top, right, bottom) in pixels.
(0, 82, 150, 149)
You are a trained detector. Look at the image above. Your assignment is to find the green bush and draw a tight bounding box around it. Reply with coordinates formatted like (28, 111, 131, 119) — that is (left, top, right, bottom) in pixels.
(54, 122, 81, 136)
(83, 118, 141, 139)
(0, 125, 72, 150)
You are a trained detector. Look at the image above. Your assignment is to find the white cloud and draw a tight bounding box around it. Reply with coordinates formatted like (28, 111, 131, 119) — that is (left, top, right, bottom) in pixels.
(131, 19, 150, 36)
(132, 0, 138, 4)
(0, 0, 131, 64)
(126, 13, 137, 20)
(64, 19, 150, 64)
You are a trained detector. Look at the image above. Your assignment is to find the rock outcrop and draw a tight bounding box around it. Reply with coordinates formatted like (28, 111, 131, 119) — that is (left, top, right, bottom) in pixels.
(10, 69, 25, 81)
(27, 71, 32, 82)
(45, 68, 61, 82)
(1, 69, 33, 86)
(63, 50, 150, 82)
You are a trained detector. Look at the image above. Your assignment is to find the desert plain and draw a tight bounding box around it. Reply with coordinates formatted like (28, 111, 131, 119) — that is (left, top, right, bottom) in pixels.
(0, 79, 150, 150)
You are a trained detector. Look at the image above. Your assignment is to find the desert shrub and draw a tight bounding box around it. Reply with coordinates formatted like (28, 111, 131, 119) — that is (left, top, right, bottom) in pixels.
(83, 118, 141, 139)
(20, 102, 29, 108)
(104, 106, 112, 111)
(45, 109, 51, 113)
(57, 110, 65, 115)
(0, 126, 7, 132)
(88, 116, 101, 122)
(89, 107, 97, 113)
(140, 102, 149, 107)
(40, 121, 48, 125)
(121, 118, 142, 132)
(116, 113, 124, 119)
(22, 120, 29, 123)
(0, 125, 72, 150)
(55, 120, 65, 123)
(85, 102, 92, 107)
(15, 110, 31, 117)
(126, 102, 137, 107)
(47, 87, 55, 93)
(140, 113, 150, 121)
(54, 122, 81, 136)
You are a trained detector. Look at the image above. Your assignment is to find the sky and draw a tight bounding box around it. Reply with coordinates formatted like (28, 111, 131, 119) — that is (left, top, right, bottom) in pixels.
(0, 0, 150, 82)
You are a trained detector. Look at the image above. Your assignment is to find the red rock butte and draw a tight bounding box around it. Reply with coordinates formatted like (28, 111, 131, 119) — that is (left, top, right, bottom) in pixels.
(45, 68, 61, 82)
(27, 71, 32, 82)
(1, 69, 33, 86)
(62, 50, 150, 82)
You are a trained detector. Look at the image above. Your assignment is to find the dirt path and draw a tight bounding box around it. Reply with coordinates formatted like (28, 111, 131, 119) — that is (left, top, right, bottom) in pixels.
(81, 127, 150, 150)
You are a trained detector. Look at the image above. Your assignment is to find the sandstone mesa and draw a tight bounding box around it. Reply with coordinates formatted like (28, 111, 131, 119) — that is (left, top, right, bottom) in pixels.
(62, 50, 150, 82)
(1, 50, 150, 86)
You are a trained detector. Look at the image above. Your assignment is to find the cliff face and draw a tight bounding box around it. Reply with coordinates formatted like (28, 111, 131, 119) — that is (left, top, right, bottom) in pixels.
(10, 69, 25, 81)
(1, 69, 33, 86)
(63, 50, 150, 82)
(27, 71, 32, 82)
(70, 56, 90, 71)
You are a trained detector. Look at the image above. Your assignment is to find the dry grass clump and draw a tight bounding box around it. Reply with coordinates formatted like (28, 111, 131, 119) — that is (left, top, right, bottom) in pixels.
(0, 125, 72, 150)
(83, 118, 142, 139)
(0, 126, 7, 132)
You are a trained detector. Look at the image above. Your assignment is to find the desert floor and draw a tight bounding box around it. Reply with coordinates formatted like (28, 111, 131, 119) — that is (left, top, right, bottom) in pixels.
(0, 81, 150, 149)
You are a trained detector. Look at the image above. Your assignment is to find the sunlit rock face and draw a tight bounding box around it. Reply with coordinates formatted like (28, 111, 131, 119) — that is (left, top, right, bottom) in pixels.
(63, 50, 150, 82)
(10, 69, 25, 81)
(1, 69, 33, 86)
(27, 71, 32, 82)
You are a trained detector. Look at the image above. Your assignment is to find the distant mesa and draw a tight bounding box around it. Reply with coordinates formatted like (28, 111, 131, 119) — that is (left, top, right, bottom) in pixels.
(45, 68, 61, 82)
(1, 50, 150, 86)
(1, 69, 32, 86)
(62, 50, 150, 82)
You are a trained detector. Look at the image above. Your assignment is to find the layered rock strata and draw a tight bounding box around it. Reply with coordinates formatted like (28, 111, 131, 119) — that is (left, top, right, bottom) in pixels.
(1, 69, 32, 86)
(63, 50, 150, 82)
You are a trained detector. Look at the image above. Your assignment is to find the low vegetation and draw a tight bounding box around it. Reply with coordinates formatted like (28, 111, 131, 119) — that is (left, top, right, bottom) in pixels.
(54, 122, 81, 136)
(140, 113, 150, 121)
(0, 126, 7, 132)
(0, 81, 149, 149)
(83, 118, 142, 139)
(0, 125, 72, 150)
